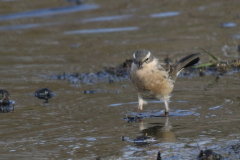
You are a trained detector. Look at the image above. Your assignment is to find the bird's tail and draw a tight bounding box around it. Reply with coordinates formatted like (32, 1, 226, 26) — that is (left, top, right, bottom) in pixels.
(171, 53, 201, 80)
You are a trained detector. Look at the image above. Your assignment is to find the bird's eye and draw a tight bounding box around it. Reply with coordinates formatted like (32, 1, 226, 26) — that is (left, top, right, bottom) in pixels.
(146, 58, 149, 61)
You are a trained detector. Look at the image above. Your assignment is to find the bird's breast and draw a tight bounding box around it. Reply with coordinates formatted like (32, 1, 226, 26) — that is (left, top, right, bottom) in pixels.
(130, 63, 174, 98)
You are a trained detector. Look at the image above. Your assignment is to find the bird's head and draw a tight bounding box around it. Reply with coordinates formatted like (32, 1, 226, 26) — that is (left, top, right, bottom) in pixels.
(133, 49, 154, 69)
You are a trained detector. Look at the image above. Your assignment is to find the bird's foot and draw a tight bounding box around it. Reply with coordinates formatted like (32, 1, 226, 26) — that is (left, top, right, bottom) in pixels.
(165, 111, 169, 116)
(136, 108, 142, 116)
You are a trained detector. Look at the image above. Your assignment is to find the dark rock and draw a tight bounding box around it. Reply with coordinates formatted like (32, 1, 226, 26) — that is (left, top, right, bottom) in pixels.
(0, 90, 11, 105)
(35, 88, 54, 102)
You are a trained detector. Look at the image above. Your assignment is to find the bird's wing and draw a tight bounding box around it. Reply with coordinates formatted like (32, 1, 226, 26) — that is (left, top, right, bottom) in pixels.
(170, 53, 201, 80)
(156, 60, 171, 71)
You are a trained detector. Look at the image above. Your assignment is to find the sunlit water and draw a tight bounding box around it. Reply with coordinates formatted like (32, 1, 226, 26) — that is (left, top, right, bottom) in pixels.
(0, 0, 240, 159)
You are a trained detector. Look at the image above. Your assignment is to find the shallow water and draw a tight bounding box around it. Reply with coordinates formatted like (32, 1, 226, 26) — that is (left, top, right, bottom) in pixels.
(0, 0, 240, 159)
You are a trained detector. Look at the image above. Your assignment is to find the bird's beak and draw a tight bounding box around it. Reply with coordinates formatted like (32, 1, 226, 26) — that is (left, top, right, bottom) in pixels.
(138, 62, 142, 69)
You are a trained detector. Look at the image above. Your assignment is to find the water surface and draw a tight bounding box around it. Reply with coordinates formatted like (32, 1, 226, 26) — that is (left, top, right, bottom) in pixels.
(0, 0, 240, 159)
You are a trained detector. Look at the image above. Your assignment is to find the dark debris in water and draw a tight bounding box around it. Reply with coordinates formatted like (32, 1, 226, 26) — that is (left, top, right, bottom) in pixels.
(34, 88, 54, 102)
(0, 90, 11, 105)
(83, 90, 99, 94)
(122, 134, 155, 145)
(123, 116, 144, 122)
(121, 136, 129, 141)
(198, 149, 224, 160)
(67, 0, 83, 5)
(51, 59, 132, 84)
(83, 89, 121, 94)
(96, 157, 101, 160)
(157, 151, 162, 160)
(230, 143, 240, 154)
(51, 55, 240, 85)
(123, 111, 188, 122)
(133, 134, 153, 144)
(0, 90, 14, 113)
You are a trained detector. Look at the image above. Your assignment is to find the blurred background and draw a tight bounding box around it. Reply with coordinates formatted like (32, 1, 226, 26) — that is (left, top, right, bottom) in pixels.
(0, 0, 240, 159)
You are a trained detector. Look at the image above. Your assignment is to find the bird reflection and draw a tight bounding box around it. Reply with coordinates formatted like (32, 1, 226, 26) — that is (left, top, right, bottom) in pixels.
(139, 117, 175, 143)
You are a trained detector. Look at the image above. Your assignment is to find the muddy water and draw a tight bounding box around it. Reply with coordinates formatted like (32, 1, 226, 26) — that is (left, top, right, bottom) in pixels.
(0, 0, 240, 159)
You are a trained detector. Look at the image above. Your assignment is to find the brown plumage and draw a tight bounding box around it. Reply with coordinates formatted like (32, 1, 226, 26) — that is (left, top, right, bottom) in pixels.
(130, 49, 201, 115)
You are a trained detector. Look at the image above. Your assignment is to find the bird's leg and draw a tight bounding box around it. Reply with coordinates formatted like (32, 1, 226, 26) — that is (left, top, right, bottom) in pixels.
(136, 94, 144, 116)
(164, 97, 169, 116)
(136, 106, 142, 116)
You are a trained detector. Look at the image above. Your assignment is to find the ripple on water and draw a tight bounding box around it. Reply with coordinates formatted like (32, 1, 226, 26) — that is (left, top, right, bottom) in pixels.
(150, 11, 180, 18)
(233, 35, 240, 39)
(209, 105, 222, 110)
(0, 15, 132, 31)
(0, 22, 60, 31)
(109, 100, 187, 107)
(220, 22, 237, 28)
(122, 136, 232, 159)
(123, 109, 195, 122)
(85, 138, 96, 141)
(0, 4, 99, 21)
(81, 15, 132, 23)
(1, 0, 18, 1)
(64, 26, 139, 34)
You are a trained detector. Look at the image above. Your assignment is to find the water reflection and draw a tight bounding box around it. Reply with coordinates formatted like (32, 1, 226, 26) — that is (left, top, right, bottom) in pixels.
(139, 117, 175, 143)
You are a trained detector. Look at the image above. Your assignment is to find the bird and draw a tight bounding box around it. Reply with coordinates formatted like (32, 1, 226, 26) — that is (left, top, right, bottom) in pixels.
(130, 49, 201, 116)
